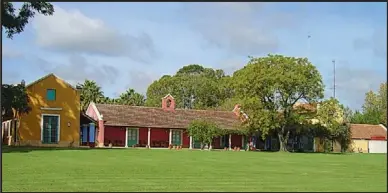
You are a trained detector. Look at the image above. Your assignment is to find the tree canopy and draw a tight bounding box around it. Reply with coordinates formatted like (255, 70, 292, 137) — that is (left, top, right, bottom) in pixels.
(77, 80, 105, 111)
(77, 80, 146, 110)
(2, 2, 54, 38)
(146, 64, 230, 110)
(350, 82, 387, 125)
(232, 54, 325, 151)
(117, 89, 145, 106)
(187, 119, 225, 150)
(1, 82, 31, 120)
(314, 98, 351, 152)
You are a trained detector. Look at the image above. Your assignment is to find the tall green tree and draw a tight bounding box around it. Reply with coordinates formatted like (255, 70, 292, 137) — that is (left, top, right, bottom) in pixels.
(117, 88, 145, 106)
(77, 80, 104, 111)
(315, 98, 351, 152)
(350, 82, 387, 125)
(232, 54, 324, 152)
(2, 2, 54, 38)
(145, 75, 176, 107)
(1, 82, 31, 120)
(146, 64, 230, 110)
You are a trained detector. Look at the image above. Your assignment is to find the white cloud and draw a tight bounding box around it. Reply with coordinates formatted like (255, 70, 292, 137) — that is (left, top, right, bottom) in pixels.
(332, 63, 385, 110)
(2, 45, 23, 59)
(35, 54, 119, 87)
(2, 70, 21, 84)
(217, 58, 249, 75)
(182, 3, 300, 56)
(353, 27, 387, 59)
(33, 6, 156, 62)
(126, 70, 158, 95)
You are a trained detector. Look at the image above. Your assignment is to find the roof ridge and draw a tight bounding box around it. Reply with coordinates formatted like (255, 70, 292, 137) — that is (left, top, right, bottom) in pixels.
(351, 123, 380, 126)
(26, 73, 78, 91)
(379, 124, 387, 131)
(95, 103, 234, 113)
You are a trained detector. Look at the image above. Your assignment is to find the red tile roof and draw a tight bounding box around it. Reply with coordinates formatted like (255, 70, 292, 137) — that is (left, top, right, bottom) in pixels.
(350, 124, 387, 140)
(95, 104, 241, 130)
(293, 102, 317, 113)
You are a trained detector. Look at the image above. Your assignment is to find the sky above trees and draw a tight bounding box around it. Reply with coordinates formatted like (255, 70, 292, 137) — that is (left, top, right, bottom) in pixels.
(2, 2, 386, 110)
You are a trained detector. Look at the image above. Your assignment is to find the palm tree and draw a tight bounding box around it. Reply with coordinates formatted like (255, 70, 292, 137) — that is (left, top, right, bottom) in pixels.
(77, 80, 104, 111)
(118, 88, 145, 106)
(130, 93, 146, 106)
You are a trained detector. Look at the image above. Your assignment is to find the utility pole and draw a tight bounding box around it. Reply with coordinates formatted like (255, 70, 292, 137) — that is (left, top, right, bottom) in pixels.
(330, 59, 337, 152)
(332, 59, 336, 99)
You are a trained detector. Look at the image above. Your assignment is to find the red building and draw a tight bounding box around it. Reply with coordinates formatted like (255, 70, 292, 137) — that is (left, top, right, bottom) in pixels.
(85, 94, 246, 149)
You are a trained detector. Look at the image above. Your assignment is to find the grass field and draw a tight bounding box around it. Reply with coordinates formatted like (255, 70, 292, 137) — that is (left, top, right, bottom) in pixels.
(2, 147, 387, 192)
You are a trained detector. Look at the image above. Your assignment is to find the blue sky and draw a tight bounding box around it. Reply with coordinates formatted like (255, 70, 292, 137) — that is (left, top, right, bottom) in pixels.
(2, 2, 386, 110)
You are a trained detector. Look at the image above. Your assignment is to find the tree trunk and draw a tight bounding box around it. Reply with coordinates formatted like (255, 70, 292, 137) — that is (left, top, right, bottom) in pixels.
(278, 130, 290, 152)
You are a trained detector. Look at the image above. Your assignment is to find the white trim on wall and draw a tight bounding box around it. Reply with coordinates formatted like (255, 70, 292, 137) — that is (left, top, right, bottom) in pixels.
(41, 114, 61, 143)
(89, 102, 103, 121)
(147, 128, 151, 147)
(189, 136, 193, 149)
(379, 124, 387, 131)
(169, 129, 172, 145)
(181, 130, 183, 146)
(125, 128, 128, 147)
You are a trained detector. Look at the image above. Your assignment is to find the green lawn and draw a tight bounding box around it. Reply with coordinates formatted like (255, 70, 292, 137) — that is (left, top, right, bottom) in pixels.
(2, 147, 387, 192)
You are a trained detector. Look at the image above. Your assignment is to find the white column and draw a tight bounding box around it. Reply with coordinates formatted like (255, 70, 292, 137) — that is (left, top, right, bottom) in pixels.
(229, 134, 232, 150)
(147, 128, 151, 148)
(169, 129, 172, 145)
(125, 128, 128, 148)
(180, 130, 183, 146)
(189, 136, 193, 149)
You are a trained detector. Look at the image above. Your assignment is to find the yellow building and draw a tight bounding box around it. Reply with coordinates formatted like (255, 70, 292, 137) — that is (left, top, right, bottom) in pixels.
(314, 124, 387, 153)
(17, 73, 81, 147)
(349, 124, 387, 153)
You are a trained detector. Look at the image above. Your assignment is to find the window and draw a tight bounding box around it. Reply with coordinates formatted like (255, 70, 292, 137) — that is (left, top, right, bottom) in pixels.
(42, 115, 59, 144)
(166, 99, 171, 108)
(47, 89, 56, 101)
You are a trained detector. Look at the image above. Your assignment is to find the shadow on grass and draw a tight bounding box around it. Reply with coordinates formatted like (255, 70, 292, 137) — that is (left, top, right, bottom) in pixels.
(1, 146, 131, 154)
(2, 146, 351, 155)
(254, 150, 350, 155)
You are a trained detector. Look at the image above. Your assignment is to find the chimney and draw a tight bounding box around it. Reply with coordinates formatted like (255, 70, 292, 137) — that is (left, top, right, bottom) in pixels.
(233, 104, 241, 116)
(162, 94, 175, 111)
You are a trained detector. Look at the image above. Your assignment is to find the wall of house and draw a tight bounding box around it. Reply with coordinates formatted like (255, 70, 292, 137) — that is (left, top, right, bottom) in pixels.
(314, 137, 342, 153)
(333, 141, 342, 152)
(104, 126, 126, 147)
(368, 140, 387, 153)
(85, 105, 99, 121)
(19, 74, 80, 147)
(212, 137, 221, 149)
(351, 139, 369, 153)
(138, 128, 148, 147)
(231, 134, 243, 148)
(182, 130, 190, 148)
(150, 128, 169, 147)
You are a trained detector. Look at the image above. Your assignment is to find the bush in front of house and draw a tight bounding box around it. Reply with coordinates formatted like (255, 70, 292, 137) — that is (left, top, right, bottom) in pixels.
(187, 119, 225, 150)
